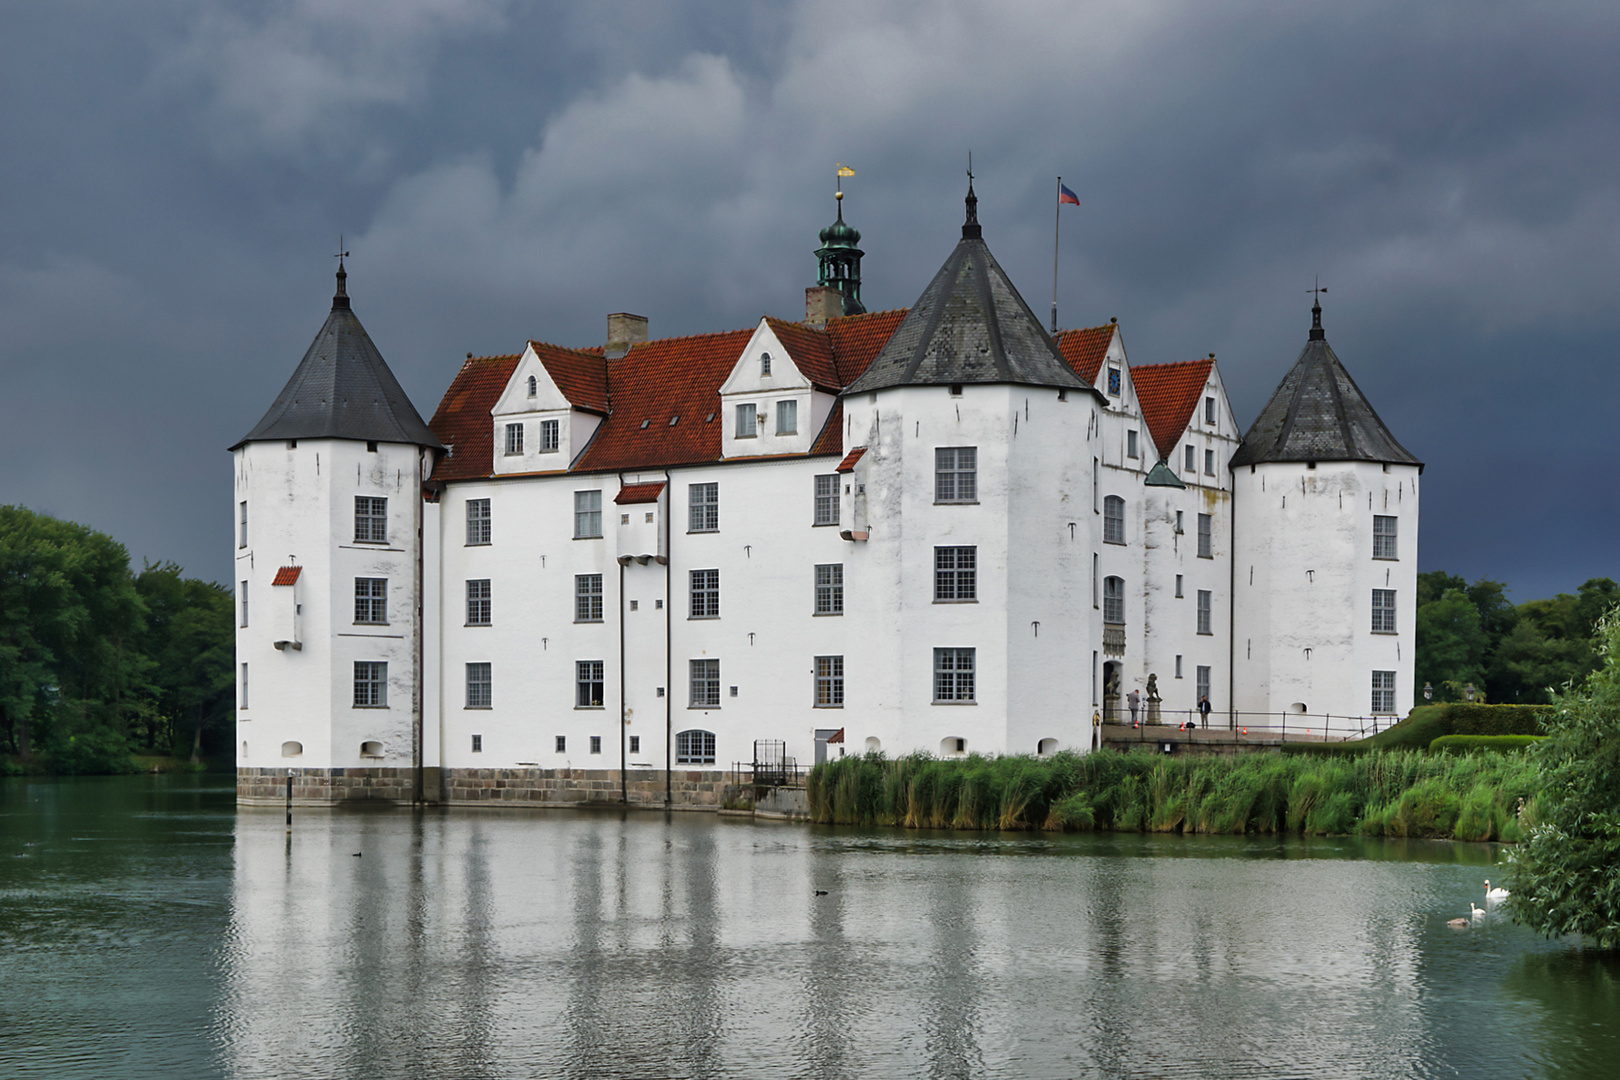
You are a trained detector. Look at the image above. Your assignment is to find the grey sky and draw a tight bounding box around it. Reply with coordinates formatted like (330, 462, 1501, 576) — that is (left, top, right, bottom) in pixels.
(2, 1, 1615, 600)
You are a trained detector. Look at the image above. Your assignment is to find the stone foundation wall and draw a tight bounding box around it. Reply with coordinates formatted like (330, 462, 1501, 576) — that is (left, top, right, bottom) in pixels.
(237, 766, 727, 808)
(237, 766, 417, 804)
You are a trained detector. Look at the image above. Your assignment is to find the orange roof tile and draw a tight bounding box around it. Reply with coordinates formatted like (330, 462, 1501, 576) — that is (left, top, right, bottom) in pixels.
(529, 341, 608, 413)
(765, 318, 841, 390)
(809, 401, 844, 457)
(427, 354, 521, 481)
(615, 482, 666, 504)
(1054, 324, 1116, 383)
(825, 308, 908, 385)
(1133, 358, 1215, 460)
(835, 446, 866, 472)
(271, 566, 301, 586)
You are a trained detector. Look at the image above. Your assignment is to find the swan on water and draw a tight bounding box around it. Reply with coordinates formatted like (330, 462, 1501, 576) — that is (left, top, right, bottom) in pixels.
(1470, 902, 1487, 921)
(1446, 916, 1470, 929)
(1484, 879, 1510, 905)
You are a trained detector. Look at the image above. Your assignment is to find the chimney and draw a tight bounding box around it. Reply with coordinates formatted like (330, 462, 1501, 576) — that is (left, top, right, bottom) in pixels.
(605, 313, 648, 359)
(805, 286, 846, 329)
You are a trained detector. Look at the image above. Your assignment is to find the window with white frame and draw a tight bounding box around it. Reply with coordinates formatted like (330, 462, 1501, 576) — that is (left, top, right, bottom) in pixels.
(815, 563, 843, 615)
(760, 352, 772, 376)
(935, 446, 977, 503)
(540, 419, 560, 453)
(239, 581, 248, 627)
(466, 498, 490, 545)
(576, 660, 604, 708)
(689, 660, 720, 708)
(526, 374, 537, 397)
(1103, 496, 1125, 544)
(1373, 515, 1398, 559)
(1197, 589, 1212, 634)
(676, 727, 716, 763)
(1372, 670, 1396, 713)
(690, 569, 720, 618)
(1197, 665, 1211, 704)
(814, 474, 839, 525)
(1372, 589, 1397, 633)
(238, 501, 247, 548)
(354, 578, 387, 624)
(466, 579, 490, 625)
(1205, 396, 1216, 424)
(1204, 448, 1215, 476)
(815, 655, 844, 707)
(574, 490, 602, 538)
(465, 662, 491, 708)
(1184, 445, 1195, 473)
(776, 399, 797, 435)
(689, 482, 718, 532)
(354, 496, 387, 543)
(1103, 576, 1124, 624)
(735, 403, 757, 438)
(354, 661, 386, 707)
(1127, 430, 1138, 458)
(575, 574, 603, 622)
(934, 546, 977, 601)
(933, 648, 976, 702)
(1197, 513, 1213, 558)
(504, 423, 523, 455)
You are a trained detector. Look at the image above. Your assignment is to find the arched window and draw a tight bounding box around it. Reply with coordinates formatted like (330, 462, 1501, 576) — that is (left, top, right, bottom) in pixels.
(526, 375, 537, 396)
(1103, 576, 1124, 624)
(760, 352, 772, 377)
(675, 729, 716, 765)
(280, 741, 303, 758)
(1103, 495, 1125, 545)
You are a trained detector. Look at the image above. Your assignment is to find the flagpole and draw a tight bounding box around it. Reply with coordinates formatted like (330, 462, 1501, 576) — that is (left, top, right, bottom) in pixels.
(1052, 176, 1062, 333)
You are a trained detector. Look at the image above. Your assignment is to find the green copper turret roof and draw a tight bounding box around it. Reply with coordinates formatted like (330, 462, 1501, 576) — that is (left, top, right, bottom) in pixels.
(1144, 459, 1186, 488)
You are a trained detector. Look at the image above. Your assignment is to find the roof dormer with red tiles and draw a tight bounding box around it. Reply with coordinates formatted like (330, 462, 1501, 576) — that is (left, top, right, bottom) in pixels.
(719, 318, 839, 459)
(1131, 356, 1238, 486)
(488, 341, 608, 476)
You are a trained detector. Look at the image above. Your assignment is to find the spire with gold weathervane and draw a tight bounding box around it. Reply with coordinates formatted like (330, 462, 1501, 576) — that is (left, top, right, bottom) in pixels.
(815, 163, 865, 316)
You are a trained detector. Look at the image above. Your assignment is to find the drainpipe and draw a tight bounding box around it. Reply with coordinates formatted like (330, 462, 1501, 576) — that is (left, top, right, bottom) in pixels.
(618, 473, 628, 804)
(413, 446, 425, 803)
(665, 468, 673, 809)
(1227, 463, 1236, 731)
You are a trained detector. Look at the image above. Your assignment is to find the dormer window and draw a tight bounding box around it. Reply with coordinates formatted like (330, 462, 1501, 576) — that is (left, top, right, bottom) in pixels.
(760, 352, 772, 377)
(735, 403, 757, 439)
(540, 419, 559, 453)
(504, 423, 523, 456)
(527, 375, 538, 397)
(776, 399, 797, 435)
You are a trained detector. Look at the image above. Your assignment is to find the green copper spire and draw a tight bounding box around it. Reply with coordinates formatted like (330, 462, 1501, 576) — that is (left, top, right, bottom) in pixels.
(815, 178, 865, 316)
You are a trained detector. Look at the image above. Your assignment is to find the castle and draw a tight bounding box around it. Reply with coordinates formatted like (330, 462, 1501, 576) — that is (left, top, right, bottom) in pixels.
(231, 183, 1421, 805)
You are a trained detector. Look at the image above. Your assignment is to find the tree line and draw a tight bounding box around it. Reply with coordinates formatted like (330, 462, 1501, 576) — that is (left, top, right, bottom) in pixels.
(1, 505, 234, 773)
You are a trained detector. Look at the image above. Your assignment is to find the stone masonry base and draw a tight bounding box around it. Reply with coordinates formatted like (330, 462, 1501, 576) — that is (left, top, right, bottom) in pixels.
(237, 766, 728, 808)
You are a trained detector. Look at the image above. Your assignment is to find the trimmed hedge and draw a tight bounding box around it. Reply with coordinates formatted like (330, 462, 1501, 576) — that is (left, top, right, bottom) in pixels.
(1282, 703, 1549, 756)
(1439, 703, 1545, 736)
(1429, 734, 1545, 754)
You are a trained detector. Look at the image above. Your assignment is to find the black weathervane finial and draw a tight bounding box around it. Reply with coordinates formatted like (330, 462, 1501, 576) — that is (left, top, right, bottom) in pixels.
(333, 235, 351, 309)
(1308, 275, 1327, 340)
(962, 151, 981, 239)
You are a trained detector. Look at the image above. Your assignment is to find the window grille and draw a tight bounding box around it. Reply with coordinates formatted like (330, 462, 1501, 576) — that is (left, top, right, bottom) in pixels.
(466, 499, 490, 545)
(690, 569, 720, 618)
(465, 662, 491, 708)
(574, 490, 602, 538)
(354, 578, 387, 624)
(1372, 670, 1396, 713)
(504, 423, 523, 455)
(934, 546, 977, 601)
(540, 419, 559, 452)
(1373, 515, 1398, 559)
(815, 563, 843, 614)
(735, 403, 757, 438)
(815, 655, 844, 707)
(1197, 589, 1212, 634)
(1103, 576, 1125, 624)
(1372, 589, 1397, 633)
(689, 483, 718, 532)
(1197, 513, 1213, 558)
(1103, 496, 1125, 544)
(776, 399, 797, 435)
(353, 661, 387, 707)
(576, 574, 603, 622)
(576, 660, 604, 708)
(935, 446, 977, 503)
(676, 728, 716, 763)
(689, 660, 720, 708)
(466, 579, 490, 625)
(814, 474, 839, 525)
(354, 496, 387, 543)
(933, 648, 976, 702)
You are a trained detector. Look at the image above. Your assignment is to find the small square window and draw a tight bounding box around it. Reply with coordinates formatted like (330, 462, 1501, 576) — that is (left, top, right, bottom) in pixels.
(629, 599, 639, 611)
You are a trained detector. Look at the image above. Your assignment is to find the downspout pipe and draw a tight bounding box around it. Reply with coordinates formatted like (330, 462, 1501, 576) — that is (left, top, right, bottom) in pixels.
(414, 446, 426, 802)
(1227, 464, 1237, 730)
(618, 473, 628, 804)
(665, 468, 673, 809)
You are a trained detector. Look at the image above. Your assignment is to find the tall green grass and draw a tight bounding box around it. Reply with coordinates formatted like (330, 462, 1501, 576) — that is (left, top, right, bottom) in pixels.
(807, 749, 1542, 840)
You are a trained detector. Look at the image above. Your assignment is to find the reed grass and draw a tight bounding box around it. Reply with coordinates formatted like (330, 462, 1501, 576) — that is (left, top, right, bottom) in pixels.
(807, 749, 1541, 840)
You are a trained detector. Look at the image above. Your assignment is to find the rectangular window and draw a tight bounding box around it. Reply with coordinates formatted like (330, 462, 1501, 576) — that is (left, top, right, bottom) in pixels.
(590, 735, 602, 754)
(576, 661, 604, 708)
(1175, 654, 1183, 679)
(934, 546, 977, 601)
(504, 422, 524, 455)
(465, 662, 491, 708)
(933, 647, 976, 703)
(1175, 574, 1184, 598)
(575, 574, 603, 622)
(1184, 445, 1195, 473)
(1197, 589, 1212, 634)
(690, 659, 721, 707)
(354, 496, 388, 543)
(1197, 665, 1211, 705)
(814, 474, 839, 525)
(466, 579, 491, 625)
(935, 446, 978, 503)
(690, 569, 720, 618)
(1372, 589, 1398, 633)
(1175, 510, 1184, 534)
(1373, 515, 1398, 560)
(574, 490, 602, 538)
(776, 399, 798, 435)
(238, 501, 248, 548)
(815, 655, 844, 707)
(1205, 396, 1216, 424)
(689, 482, 718, 532)
(240, 662, 248, 709)
(472, 734, 482, 753)
(556, 735, 566, 753)
(735, 402, 757, 438)
(1103, 576, 1124, 624)
(466, 498, 490, 545)
(353, 661, 386, 707)
(815, 563, 844, 615)
(354, 578, 387, 624)
(1205, 449, 1215, 476)
(1092, 553, 1099, 609)
(1103, 495, 1125, 544)
(540, 419, 560, 453)
(1197, 513, 1213, 558)
(1126, 430, 1138, 458)
(1372, 670, 1396, 713)
(677, 729, 716, 763)
(239, 581, 248, 628)
(629, 735, 641, 754)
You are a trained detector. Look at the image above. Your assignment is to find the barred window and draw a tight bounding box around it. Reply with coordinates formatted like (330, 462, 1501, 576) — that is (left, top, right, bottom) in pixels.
(504, 423, 523, 455)
(1372, 670, 1396, 714)
(676, 727, 716, 763)
(935, 446, 977, 503)
(689, 569, 719, 619)
(934, 546, 977, 601)
(815, 655, 844, 707)
(1103, 496, 1125, 545)
(689, 660, 720, 708)
(353, 661, 387, 707)
(576, 660, 604, 708)
(466, 579, 490, 625)
(689, 482, 718, 532)
(1372, 589, 1397, 633)
(1104, 576, 1124, 624)
(933, 648, 976, 702)
(735, 403, 757, 438)
(574, 490, 602, 538)
(1197, 589, 1212, 634)
(465, 662, 491, 708)
(1373, 515, 1398, 560)
(575, 574, 603, 622)
(815, 563, 844, 615)
(776, 399, 798, 435)
(466, 499, 490, 545)
(1197, 513, 1213, 558)
(354, 496, 387, 543)
(540, 419, 560, 452)
(354, 578, 387, 624)
(814, 474, 839, 526)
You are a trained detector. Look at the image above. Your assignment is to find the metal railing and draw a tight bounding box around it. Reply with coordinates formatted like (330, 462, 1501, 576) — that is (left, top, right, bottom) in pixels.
(1106, 708, 1394, 743)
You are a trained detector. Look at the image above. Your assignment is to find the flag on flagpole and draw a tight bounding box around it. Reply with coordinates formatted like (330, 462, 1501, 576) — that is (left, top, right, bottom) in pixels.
(1058, 182, 1080, 206)
(837, 164, 855, 177)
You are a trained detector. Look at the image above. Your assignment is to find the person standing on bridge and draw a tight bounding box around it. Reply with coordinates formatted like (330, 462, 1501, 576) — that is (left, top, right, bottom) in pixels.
(1198, 694, 1212, 728)
(1128, 687, 1141, 727)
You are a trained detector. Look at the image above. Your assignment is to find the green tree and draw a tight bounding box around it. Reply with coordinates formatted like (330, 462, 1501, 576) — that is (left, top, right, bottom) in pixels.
(1506, 608, 1620, 947)
(1415, 588, 1489, 703)
(134, 563, 234, 761)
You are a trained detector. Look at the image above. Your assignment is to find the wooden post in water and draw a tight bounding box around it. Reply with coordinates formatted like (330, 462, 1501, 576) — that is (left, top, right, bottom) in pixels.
(286, 769, 296, 833)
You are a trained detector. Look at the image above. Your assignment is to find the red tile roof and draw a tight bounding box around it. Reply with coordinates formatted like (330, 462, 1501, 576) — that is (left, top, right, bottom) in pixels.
(810, 401, 844, 456)
(826, 308, 908, 385)
(615, 482, 666, 504)
(529, 341, 608, 413)
(271, 566, 301, 586)
(426, 354, 520, 481)
(1133, 358, 1215, 460)
(1054, 324, 1116, 383)
(765, 318, 841, 390)
(835, 446, 866, 472)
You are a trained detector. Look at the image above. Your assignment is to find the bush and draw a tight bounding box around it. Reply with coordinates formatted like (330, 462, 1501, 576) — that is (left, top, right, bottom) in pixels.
(48, 729, 137, 775)
(1429, 735, 1544, 754)
(1442, 703, 1546, 736)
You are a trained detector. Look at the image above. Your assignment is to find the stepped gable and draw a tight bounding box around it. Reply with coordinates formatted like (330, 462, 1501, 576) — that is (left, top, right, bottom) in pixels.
(845, 184, 1091, 396)
(234, 264, 444, 450)
(1133, 358, 1215, 460)
(528, 340, 608, 413)
(1230, 305, 1421, 469)
(1053, 324, 1117, 384)
(427, 355, 521, 481)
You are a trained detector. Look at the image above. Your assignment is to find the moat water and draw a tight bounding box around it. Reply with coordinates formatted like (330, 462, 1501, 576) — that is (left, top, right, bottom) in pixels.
(1, 775, 1616, 1079)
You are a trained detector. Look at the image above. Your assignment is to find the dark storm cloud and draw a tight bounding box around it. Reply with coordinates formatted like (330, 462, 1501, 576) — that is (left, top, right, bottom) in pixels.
(1, 0, 1615, 600)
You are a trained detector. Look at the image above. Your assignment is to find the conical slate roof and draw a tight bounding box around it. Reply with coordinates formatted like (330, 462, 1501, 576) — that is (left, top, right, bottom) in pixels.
(844, 185, 1089, 395)
(1230, 306, 1419, 470)
(232, 267, 443, 451)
